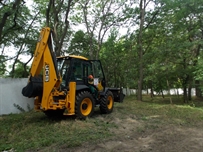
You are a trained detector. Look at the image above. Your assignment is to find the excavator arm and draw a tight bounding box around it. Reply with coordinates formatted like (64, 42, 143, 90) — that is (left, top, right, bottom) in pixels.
(22, 27, 63, 110)
(30, 27, 58, 77)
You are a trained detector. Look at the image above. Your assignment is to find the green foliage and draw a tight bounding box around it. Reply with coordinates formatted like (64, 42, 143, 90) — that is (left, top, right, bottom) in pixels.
(134, 0, 203, 97)
(13, 103, 32, 113)
(100, 29, 135, 87)
(0, 1, 40, 77)
(0, 2, 31, 46)
(8, 61, 30, 78)
(194, 57, 203, 81)
(193, 56, 203, 92)
(68, 30, 97, 58)
(0, 55, 7, 77)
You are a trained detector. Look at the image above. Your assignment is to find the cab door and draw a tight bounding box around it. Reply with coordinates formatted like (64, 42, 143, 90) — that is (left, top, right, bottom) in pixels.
(90, 60, 106, 92)
(70, 58, 92, 86)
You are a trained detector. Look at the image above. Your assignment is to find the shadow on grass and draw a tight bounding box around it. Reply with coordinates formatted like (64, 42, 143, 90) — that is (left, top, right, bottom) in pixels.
(23, 111, 76, 125)
(24, 107, 105, 125)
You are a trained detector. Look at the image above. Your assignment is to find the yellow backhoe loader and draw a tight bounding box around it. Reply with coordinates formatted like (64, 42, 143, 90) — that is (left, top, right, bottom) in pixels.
(22, 27, 125, 119)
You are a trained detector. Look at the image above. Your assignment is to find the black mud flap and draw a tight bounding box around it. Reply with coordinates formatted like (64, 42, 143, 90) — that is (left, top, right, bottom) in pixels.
(22, 76, 43, 98)
(108, 88, 125, 103)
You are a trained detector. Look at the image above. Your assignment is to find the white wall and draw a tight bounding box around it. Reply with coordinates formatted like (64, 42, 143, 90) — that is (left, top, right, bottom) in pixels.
(123, 88, 196, 96)
(0, 78, 34, 115)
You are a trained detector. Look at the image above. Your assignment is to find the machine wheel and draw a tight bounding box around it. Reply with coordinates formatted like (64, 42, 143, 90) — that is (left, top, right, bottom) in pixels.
(100, 91, 114, 114)
(44, 109, 64, 117)
(75, 91, 95, 119)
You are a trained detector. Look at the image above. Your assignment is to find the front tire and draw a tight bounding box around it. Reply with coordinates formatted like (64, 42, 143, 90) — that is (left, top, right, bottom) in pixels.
(75, 91, 95, 119)
(100, 91, 114, 114)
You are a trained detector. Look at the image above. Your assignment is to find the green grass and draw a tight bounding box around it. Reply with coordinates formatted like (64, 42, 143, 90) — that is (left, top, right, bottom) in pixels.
(0, 95, 203, 151)
(0, 110, 116, 152)
(121, 95, 203, 122)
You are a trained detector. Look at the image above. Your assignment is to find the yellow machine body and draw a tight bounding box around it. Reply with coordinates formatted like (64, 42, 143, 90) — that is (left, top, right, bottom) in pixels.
(22, 27, 125, 118)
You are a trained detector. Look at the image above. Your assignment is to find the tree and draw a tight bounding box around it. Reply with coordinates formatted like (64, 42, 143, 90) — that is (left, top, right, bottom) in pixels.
(124, 0, 159, 101)
(0, 0, 24, 44)
(0, 0, 40, 77)
(9, 9, 40, 78)
(77, 0, 125, 59)
(194, 56, 203, 98)
(8, 60, 29, 78)
(157, 0, 203, 102)
(68, 30, 97, 58)
(100, 29, 136, 88)
(45, 0, 74, 56)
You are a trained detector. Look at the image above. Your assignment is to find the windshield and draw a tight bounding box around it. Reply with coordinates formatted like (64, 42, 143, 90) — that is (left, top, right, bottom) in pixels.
(57, 59, 64, 72)
(92, 60, 104, 79)
(57, 58, 71, 86)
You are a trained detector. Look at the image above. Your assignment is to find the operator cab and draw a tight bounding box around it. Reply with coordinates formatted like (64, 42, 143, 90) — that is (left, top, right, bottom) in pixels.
(57, 56, 106, 92)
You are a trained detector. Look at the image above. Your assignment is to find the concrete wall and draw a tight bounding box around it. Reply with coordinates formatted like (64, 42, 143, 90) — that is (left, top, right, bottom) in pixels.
(0, 78, 34, 115)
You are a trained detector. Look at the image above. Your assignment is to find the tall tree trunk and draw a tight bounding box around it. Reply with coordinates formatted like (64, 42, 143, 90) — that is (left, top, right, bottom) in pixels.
(176, 88, 179, 98)
(195, 80, 203, 98)
(137, 63, 143, 101)
(161, 89, 164, 98)
(150, 87, 154, 98)
(167, 79, 172, 104)
(146, 86, 149, 95)
(150, 81, 154, 98)
(137, 0, 145, 101)
(183, 86, 188, 103)
(182, 75, 189, 103)
(188, 86, 192, 101)
(166, 79, 171, 95)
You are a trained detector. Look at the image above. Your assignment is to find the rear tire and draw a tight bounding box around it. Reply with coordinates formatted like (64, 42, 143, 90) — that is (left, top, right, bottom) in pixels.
(100, 91, 114, 114)
(75, 91, 95, 119)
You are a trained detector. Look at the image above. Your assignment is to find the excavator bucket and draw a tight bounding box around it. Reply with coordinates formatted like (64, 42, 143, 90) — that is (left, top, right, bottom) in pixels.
(22, 76, 43, 98)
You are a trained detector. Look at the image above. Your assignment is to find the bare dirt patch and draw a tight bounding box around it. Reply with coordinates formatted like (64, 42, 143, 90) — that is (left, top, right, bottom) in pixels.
(62, 117, 203, 152)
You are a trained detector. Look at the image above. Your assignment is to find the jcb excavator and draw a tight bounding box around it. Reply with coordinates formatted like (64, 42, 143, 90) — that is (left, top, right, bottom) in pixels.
(22, 27, 125, 119)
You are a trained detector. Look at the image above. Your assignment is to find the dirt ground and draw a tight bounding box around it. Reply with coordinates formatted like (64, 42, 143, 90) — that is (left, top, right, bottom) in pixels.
(61, 116, 203, 152)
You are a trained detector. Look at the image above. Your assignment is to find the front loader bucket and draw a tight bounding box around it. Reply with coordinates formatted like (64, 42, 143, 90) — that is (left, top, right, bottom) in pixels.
(108, 88, 125, 103)
(22, 76, 43, 98)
